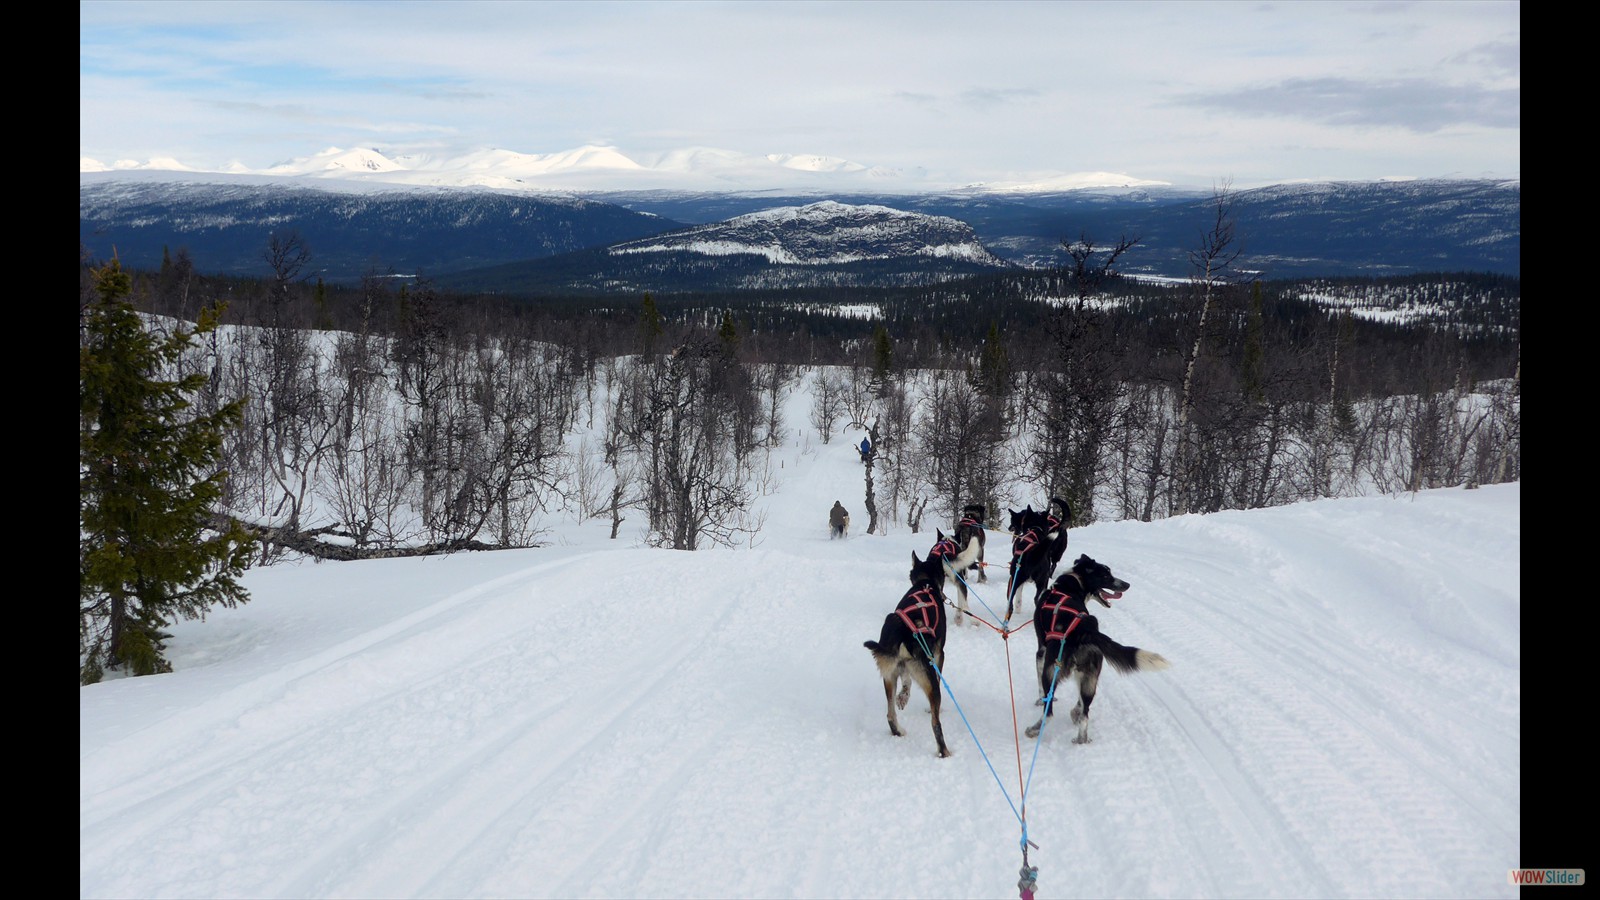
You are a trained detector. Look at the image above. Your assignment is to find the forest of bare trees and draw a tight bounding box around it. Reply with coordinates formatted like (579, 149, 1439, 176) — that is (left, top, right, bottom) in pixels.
(80, 216, 1520, 559)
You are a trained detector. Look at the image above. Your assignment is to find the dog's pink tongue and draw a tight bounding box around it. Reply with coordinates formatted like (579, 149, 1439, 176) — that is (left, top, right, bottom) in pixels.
(1102, 590, 1123, 600)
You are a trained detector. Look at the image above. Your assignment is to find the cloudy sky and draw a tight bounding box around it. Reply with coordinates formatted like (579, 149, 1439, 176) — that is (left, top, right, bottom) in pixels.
(79, 0, 1520, 188)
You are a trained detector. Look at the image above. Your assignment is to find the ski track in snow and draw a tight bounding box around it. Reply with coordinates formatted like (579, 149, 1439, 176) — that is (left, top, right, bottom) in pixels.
(80, 389, 1519, 900)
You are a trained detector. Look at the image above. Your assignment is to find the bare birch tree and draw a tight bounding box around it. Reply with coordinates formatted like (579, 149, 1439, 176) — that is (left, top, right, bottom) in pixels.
(1172, 185, 1243, 515)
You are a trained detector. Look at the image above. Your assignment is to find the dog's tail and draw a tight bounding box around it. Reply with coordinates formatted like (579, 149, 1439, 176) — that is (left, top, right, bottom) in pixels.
(951, 535, 981, 573)
(864, 639, 903, 664)
(1092, 633, 1171, 674)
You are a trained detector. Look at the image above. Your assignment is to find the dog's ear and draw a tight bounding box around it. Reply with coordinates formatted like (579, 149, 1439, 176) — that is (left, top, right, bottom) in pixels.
(1075, 554, 1091, 567)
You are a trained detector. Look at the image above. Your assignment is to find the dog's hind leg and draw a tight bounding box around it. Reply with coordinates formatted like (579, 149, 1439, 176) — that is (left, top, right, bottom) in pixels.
(918, 661, 951, 758)
(951, 575, 971, 626)
(1071, 657, 1102, 744)
(1025, 648, 1060, 737)
(868, 645, 909, 737)
(882, 675, 906, 737)
(1005, 564, 1021, 622)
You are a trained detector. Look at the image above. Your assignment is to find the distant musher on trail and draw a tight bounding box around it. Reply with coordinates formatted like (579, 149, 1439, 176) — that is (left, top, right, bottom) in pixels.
(829, 500, 850, 539)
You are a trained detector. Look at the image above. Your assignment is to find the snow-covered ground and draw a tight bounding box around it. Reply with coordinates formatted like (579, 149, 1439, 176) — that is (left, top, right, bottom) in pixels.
(80, 384, 1520, 899)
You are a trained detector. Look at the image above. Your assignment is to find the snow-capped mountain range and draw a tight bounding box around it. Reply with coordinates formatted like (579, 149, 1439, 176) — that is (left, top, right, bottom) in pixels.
(80, 146, 1520, 288)
(79, 144, 1171, 195)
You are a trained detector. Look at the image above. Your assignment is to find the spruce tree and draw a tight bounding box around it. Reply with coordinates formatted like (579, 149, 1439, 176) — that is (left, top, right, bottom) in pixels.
(976, 320, 1010, 400)
(870, 323, 894, 396)
(638, 293, 664, 356)
(79, 259, 256, 684)
(717, 310, 739, 351)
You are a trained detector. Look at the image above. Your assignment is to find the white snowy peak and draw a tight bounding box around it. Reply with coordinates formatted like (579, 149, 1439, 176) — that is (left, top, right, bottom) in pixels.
(262, 146, 404, 175)
(78, 144, 1166, 194)
(765, 152, 869, 174)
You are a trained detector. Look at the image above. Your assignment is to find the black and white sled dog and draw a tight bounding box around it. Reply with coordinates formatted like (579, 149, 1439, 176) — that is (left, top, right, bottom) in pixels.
(1041, 496, 1071, 572)
(1004, 497, 1072, 621)
(864, 551, 954, 758)
(1025, 555, 1169, 744)
(955, 504, 988, 585)
(926, 528, 982, 625)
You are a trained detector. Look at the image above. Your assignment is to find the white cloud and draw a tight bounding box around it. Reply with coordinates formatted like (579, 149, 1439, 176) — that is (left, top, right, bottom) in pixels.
(79, 1, 1520, 187)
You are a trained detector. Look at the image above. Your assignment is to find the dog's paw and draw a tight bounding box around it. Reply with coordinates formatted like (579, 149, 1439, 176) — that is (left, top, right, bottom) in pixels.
(1072, 734, 1092, 745)
(1025, 722, 1042, 738)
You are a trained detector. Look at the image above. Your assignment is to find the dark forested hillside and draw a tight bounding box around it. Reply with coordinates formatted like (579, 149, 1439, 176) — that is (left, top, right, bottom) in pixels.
(433, 245, 1012, 295)
(78, 176, 684, 281)
(97, 247, 1519, 398)
(587, 178, 1521, 279)
(82, 175, 1519, 287)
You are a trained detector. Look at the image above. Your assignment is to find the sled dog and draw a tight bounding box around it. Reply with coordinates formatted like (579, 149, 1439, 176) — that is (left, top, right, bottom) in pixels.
(1026, 555, 1169, 744)
(955, 504, 988, 585)
(864, 551, 954, 757)
(1004, 498, 1071, 621)
(926, 529, 982, 625)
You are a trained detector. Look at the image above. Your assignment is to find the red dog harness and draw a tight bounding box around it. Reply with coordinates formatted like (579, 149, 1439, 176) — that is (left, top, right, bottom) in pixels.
(1012, 528, 1042, 558)
(1037, 589, 1088, 642)
(896, 586, 942, 636)
(1013, 513, 1064, 559)
(929, 537, 959, 561)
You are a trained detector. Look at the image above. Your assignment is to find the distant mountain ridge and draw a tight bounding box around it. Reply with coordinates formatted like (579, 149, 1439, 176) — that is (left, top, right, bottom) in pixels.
(79, 175, 684, 279)
(431, 200, 1013, 295)
(80, 171, 1519, 291)
(608, 201, 1008, 266)
(587, 179, 1520, 279)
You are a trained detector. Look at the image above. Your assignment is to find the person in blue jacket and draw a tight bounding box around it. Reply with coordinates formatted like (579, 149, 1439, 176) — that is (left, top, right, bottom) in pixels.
(858, 436, 872, 462)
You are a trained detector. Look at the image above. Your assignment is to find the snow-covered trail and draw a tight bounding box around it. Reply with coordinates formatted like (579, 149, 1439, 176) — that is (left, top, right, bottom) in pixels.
(80, 412, 1519, 899)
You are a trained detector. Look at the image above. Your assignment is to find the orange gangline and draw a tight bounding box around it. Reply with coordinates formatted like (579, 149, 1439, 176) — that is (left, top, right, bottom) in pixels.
(1003, 634, 1028, 828)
